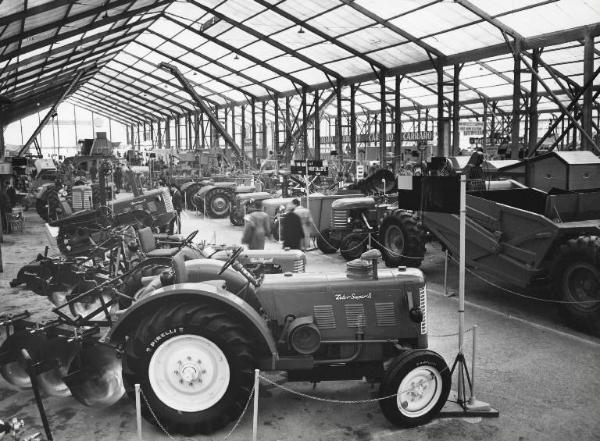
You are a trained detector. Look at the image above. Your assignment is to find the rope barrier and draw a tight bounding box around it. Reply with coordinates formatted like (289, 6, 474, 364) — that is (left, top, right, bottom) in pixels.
(446, 253, 600, 305)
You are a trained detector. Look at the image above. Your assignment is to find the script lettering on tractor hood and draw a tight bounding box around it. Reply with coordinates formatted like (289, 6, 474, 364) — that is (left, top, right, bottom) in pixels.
(334, 292, 372, 301)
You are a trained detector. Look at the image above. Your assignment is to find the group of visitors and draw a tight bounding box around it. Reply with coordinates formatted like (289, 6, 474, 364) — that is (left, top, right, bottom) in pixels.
(241, 198, 312, 251)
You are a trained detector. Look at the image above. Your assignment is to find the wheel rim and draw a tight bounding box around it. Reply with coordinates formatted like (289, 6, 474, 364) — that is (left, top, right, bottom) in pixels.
(385, 225, 405, 256)
(563, 263, 600, 312)
(396, 366, 442, 418)
(148, 334, 230, 412)
(211, 196, 229, 215)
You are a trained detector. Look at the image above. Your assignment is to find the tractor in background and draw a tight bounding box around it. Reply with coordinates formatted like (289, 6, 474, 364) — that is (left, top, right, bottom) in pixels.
(229, 191, 273, 226)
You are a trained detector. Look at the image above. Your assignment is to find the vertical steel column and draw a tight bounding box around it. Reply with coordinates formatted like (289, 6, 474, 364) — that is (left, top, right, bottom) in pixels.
(511, 40, 522, 158)
(251, 99, 257, 163)
(436, 63, 444, 156)
(194, 112, 199, 148)
(175, 117, 180, 149)
(302, 88, 308, 160)
(150, 122, 154, 148)
(572, 122, 577, 149)
(394, 75, 402, 173)
(285, 96, 291, 163)
(157, 120, 162, 148)
(73, 106, 78, 143)
(336, 79, 343, 157)
(165, 117, 171, 148)
(314, 92, 321, 161)
(528, 48, 540, 155)
(200, 114, 205, 149)
(582, 32, 595, 151)
(350, 85, 357, 162)
(274, 95, 280, 159)
(92, 110, 96, 138)
(262, 101, 267, 158)
(560, 117, 565, 149)
(483, 99, 488, 149)
(452, 63, 461, 156)
(241, 105, 246, 157)
(137, 124, 141, 150)
(380, 73, 387, 166)
(187, 113, 193, 150)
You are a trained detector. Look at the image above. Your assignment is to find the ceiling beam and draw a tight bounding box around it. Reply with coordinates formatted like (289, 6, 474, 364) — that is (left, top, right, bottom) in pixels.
(66, 99, 134, 126)
(73, 87, 159, 122)
(68, 94, 148, 124)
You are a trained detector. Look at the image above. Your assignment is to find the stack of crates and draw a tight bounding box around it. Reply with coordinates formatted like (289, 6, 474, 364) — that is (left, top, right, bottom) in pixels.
(72, 185, 93, 212)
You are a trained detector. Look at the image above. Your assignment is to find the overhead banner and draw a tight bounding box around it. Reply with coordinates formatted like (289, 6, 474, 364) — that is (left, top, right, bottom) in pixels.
(291, 160, 329, 176)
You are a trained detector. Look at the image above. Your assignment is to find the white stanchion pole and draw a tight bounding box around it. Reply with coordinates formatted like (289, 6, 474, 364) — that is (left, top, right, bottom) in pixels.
(252, 369, 260, 441)
(135, 384, 142, 441)
(470, 324, 478, 404)
(444, 249, 449, 295)
(458, 174, 466, 404)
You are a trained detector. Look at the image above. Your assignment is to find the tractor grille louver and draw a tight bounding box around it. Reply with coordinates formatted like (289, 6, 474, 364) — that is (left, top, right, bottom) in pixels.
(375, 302, 397, 326)
(332, 210, 347, 229)
(345, 304, 366, 328)
(162, 188, 174, 212)
(420, 287, 427, 334)
(314, 305, 336, 329)
(293, 259, 305, 273)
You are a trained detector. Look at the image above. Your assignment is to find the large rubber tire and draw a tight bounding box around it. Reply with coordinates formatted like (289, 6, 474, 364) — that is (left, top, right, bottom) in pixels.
(183, 183, 203, 210)
(119, 258, 172, 308)
(550, 235, 600, 336)
(316, 228, 339, 254)
(205, 188, 233, 218)
(122, 302, 255, 435)
(339, 232, 367, 261)
(379, 210, 425, 268)
(379, 350, 450, 428)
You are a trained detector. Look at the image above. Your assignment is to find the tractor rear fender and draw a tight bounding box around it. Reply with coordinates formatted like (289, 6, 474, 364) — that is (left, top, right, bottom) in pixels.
(108, 283, 278, 369)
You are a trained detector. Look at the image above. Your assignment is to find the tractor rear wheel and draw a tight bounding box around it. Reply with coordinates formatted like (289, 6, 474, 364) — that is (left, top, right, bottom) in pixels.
(380, 210, 425, 268)
(379, 350, 450, 428)
(119, 258, 172, 308)
(57, 227, 93, 256)
(340, 233, 367, 261)
(122, 302, 255, 435)
(550, 235, 600, 336)
(46, 188, 62, 221)
(206, 188, 233, 218)
(316, 228, 339, 254)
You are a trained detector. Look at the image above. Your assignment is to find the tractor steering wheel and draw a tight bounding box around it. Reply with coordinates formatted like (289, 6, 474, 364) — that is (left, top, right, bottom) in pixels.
(218, 247, 243, 275)
(177, 230, 199, 251)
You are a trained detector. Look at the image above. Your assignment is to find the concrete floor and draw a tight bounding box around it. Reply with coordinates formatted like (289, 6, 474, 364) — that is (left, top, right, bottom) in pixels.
(0, 207, 599, 441)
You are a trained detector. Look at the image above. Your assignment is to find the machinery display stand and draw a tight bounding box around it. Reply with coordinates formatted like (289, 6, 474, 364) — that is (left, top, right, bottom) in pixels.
(439, 175, 499, 419)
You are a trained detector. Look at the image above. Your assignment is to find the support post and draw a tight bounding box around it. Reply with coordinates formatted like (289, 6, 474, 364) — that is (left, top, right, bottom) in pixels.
(336, 79, 343, 158)
(350, 85, 357, 162)
(452, 63, 461, 156)
(380, 72, 387, 167)
(252, 369, 260, 441)
(157, 120, 162, 149)
(251, 99, 257, 163)
(241, 106, 246, 158)
(274, 96, 280, 160)
(436, 63, 444, 156)
(582, 32, 595, 151)
(135, 384, 142, 441)
(302, 87, 308, 160)
(483, 99, 488, 150)
(262, 101, 267, 158)
(528, 49, 540, 155)
(511, 40, 521, 159)
(314, 92, 321, 161)
(165, 117, 171, 148)
(458, 174, 466, 403)
(394, 75, 402, 174)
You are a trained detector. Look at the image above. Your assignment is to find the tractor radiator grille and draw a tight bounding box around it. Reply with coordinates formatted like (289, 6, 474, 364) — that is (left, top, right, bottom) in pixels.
(420, 287, 427, 334)
(331, 210, 347, 229)
(314, 305, 336, 329)
(162, 188, 174, 213)
(293, 259, 305, 273)
(345, 304, 366, 328)
(375, 302, 397, 327)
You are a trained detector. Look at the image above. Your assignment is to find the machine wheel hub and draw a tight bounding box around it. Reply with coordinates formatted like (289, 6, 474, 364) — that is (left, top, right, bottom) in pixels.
(396, 367, 441, 417)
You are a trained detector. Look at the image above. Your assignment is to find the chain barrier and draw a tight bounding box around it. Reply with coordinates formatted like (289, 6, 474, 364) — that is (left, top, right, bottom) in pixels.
(138, 383, 256, 441)
(429, 327, 473, 338)
(446, 253, 600, 305)
(307, 219, 369, 253)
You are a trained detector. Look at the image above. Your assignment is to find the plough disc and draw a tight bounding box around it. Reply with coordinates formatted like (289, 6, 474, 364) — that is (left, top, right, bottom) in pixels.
(0, 331, 47, 388)
(38, 337, 79, 397)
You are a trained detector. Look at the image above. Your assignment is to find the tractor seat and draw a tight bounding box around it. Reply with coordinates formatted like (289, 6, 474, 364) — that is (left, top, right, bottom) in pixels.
(138, 227, 180, 257)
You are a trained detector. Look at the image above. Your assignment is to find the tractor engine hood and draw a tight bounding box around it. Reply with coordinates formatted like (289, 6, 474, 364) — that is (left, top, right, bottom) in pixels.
(256, 268, 427, 341)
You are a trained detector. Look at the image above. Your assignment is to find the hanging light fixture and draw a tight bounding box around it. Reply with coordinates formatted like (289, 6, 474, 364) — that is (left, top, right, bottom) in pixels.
(234, 54, 239, 60)
(298, 26, 305, 34)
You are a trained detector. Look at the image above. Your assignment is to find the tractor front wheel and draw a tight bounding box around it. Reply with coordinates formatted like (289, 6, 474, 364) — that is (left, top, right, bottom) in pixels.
(340, 233, 367, 261)
(122, 302, 255, 435)
(379, 350, 450, 428)
(380, 210, 425, 268)
(551, 236, 600, 336)
(316, 228, 339, 254)
(206, 188, 233, 218)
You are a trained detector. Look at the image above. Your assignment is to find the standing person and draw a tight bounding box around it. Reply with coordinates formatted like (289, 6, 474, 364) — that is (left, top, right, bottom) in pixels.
(113, 165, 123, 193)
(169, 185, 183, 234)
(89, 162, 98, 183)
(241, 210, 271, 250)
(5, 181, 17, 208)
(281, 198, 304, 250)
(294, 200, 313, 251)
(0, 183, 12, 234)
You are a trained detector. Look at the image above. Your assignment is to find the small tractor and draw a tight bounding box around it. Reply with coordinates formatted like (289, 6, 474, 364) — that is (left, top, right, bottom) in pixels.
(191, 181, 256, 218)
(0, 248, 450, 436)
(229, 191, 273, 226)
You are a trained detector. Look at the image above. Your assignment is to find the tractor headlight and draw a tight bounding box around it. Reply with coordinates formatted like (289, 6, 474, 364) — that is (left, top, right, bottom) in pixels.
(289, 317, 321, 355)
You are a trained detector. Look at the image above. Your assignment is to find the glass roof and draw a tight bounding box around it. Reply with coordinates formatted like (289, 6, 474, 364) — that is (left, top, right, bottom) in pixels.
(0, 0, 599, 126)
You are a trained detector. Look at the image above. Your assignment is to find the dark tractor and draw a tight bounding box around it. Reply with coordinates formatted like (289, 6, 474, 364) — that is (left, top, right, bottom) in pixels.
(192, 182, 256, 218)
(229, 191, 272, 226)
(319, 196, 425, 267)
